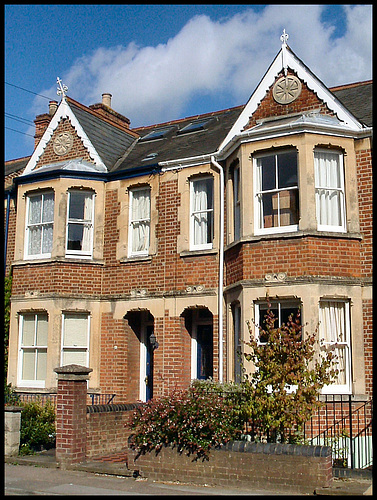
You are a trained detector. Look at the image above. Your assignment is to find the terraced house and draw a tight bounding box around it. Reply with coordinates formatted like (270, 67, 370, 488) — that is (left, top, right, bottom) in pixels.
(5, 34, 372, 466)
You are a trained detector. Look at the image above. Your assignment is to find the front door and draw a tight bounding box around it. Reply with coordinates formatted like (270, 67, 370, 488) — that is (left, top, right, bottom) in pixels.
(145, 325, 154, 401)
(196, 323, 213, 380)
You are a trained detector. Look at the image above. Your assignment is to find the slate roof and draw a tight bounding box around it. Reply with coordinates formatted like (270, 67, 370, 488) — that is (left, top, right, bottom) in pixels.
(330, 81, 372, 127)
(112, 105, 244, 173)
(67, 98, 137, 170)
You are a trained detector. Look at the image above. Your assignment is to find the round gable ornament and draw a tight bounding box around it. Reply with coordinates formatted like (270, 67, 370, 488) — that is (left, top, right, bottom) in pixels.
(273, 75, 302, 104)
(53, 131, 73, 155)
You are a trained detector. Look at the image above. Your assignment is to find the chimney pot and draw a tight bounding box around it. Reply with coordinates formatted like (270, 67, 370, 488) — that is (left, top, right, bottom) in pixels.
(49, 100, 58, 116)
(102, 93, 112, 108)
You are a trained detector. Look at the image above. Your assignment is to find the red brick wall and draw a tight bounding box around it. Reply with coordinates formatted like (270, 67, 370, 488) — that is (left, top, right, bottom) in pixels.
(36, 118, 92, 167)
(225, 236, 362, 285)
(86, 405, 136, 459)
(55, 378, 88, 465)
(129, 442, 333, 494)
(11, 261, 102, 297)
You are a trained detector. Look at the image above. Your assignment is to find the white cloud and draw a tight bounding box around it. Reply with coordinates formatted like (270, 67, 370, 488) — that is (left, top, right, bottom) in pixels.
(35, 4, 372, 128)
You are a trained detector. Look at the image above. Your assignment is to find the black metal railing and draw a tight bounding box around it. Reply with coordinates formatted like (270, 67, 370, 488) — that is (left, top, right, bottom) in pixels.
(6, 392, 117, 408)
(303, 395, 373, 470)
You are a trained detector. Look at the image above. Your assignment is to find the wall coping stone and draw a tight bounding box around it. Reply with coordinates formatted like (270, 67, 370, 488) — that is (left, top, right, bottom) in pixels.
(54, 364, 92, 381)
(220, 441, 332, 457)
(87, 403, 142, 413)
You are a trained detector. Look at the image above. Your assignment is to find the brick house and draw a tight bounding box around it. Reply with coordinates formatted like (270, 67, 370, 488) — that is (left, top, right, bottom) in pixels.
(5, 36, 372, 417)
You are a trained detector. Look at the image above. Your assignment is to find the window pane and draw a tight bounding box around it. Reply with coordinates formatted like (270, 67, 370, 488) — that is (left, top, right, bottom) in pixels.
(67, 223, 84, 251)
(22, 316, 35, 345)
(36, 349, 47, 380)
(29, 196, 42, 224)
(258, 156, 275, 191)
(28, 226, 42, 255)
(42, 224, 54, 254)
(69, 192, 87, 219)
(36, 315, 48, 345)
(62, 349, 87, 366)
(63, 314, 88, 347)
(22, 350, 35, 379)
(278, 152, 297, 188)
(132, 221, 150, 253)
(42, 193, 54, 222)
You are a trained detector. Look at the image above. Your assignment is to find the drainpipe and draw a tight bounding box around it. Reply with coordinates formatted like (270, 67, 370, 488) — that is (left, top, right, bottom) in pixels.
(210, 156, 224, 383)
(4, 191, 11, 275)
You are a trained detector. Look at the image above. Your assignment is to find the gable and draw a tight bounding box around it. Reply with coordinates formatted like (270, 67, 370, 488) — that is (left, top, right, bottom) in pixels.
(243, 69, 335, 131)
(35, 117, 93, 168)
(218, 41, 365, 154)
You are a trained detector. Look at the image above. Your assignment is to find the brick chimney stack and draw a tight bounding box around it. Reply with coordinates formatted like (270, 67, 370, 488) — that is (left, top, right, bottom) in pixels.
(90, 93, 131, 129)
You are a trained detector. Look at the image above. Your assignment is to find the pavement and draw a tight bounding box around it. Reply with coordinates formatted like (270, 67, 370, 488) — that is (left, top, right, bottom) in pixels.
(4, 448, 373, 496)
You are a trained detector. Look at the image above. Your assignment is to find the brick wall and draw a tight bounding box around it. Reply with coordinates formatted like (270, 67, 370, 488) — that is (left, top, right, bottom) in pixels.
(86, 404, 139, 459)
(129, 441, 333, 494)
(225, 236, 362, 285)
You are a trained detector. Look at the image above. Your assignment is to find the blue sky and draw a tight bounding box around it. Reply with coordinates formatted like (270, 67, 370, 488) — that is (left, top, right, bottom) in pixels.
(4, 4, 372, 162)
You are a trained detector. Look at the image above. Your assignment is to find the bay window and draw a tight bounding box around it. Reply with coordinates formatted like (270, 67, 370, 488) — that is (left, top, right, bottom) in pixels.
(66, 190, 94, 257)
(25, 191, 54, 258)
(18, 313, 48, 387)
(190, 176, 214, 250)
(254, 150, 299, 233)
(128, 187, 151, 257)
(314, 149, 346, 232)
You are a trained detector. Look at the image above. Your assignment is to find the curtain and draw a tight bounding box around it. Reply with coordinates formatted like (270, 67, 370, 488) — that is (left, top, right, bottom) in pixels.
(315, 152, 342, 227)
(131, 189, 150, 253)
(28, 193, 54, 255)
(320, 301, 347, 385)
(82, 193, 93, 253)
(192, 179, 213, 246)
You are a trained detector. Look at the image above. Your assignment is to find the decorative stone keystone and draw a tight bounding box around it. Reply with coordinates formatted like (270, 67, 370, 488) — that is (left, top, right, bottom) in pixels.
(54, 364, 92, 466)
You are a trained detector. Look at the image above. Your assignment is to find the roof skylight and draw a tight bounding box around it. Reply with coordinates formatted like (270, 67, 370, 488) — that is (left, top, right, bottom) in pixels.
(140, 127, 173, 141)
(177, 118, 211, 134)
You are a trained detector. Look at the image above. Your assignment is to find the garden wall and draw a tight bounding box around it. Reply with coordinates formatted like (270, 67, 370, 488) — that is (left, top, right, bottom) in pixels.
(86, 403, 139, 459)
(128, 441, 333, 494)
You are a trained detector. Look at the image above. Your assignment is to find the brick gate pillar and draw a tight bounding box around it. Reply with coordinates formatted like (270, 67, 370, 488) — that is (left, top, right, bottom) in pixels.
(54, 364, 92, 466)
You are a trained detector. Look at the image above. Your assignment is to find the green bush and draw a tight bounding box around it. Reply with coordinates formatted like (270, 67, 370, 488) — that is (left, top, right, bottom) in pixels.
(19, 400, 56, 455)
(129, 379, 246, 460)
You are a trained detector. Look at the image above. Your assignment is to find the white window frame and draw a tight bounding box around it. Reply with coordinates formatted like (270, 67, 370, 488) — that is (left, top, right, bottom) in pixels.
(319, 300, 351, 394)
(233, 165, 241, 241)
(314, 149, 346, 232)
(128, 186, 151, 257)
(254, 150, 299, 235)
(17, 313, 48, 388)
(190, 176, 214, 251)
(65, 190, 95, 258)
(24, 191, 54, 259)
(61, 313, 90, 368)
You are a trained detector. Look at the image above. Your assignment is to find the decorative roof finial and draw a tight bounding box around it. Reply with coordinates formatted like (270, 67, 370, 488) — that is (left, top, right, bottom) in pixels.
(280, 29, 289, 47)
(57, 77, 68, 98)
(280, 29, 289, 76)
